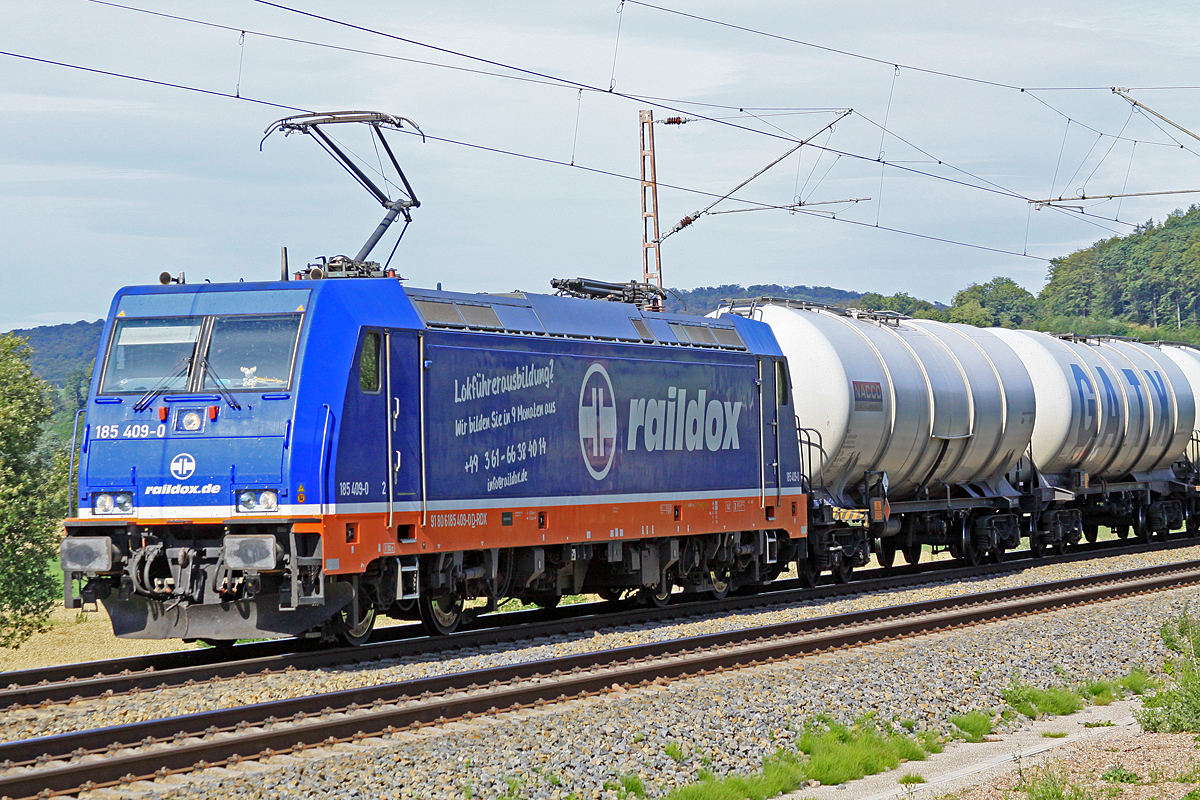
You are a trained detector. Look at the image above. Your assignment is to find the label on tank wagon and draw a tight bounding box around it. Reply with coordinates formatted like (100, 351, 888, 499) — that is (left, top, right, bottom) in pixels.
(424, 342, 763, 504)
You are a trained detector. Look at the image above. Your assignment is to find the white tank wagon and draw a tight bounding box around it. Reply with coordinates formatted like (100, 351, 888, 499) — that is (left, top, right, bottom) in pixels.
(715, 299, 1037, 578)
(717, 298, 1200, 583)
(990, 330, 1198, 545)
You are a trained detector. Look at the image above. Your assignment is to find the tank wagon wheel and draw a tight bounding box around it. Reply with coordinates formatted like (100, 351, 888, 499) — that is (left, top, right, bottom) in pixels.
(876, 538, 897, 570)
(419, 592, 465, 636)
(902, 543, 921, 566)
(831, 559, 853, 584)
(1083, 524, 1099, 544)
(956, 517, 983, 567)
(990, 546, 1006, 565)
(338, 602, 378, 647)
(1029, 535, 1044, 558)
(1114, 525, 1129, 540)
(1133, 505, 1151, 543)
(1188, 507, 1200, 539)
(598, 588, 626, 603)
(200, 639, 237, 652)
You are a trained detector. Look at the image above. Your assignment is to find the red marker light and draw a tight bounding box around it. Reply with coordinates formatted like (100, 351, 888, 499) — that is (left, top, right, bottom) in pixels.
(208, 405, 219, 421)
(158, 407, 168, 422)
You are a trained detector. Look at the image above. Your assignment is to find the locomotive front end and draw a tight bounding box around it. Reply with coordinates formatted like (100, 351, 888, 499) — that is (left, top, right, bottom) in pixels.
(61, 285, 343, 641)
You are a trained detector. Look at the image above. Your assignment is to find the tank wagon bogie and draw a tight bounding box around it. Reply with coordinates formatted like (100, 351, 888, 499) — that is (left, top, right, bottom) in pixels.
(61, 278, 806, 641)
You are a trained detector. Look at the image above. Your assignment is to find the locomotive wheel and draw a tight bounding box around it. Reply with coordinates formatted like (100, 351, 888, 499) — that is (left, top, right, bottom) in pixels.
(1189, 511, 1200, 539)
(639, 582, 672, 608)
(1083, 524, 1099, 544)
(1029, 536, 1044, 558)
(796, 557, 820, 588)
(419, 592, 464, 636)
(532, 593, 561, 609)
(902, 543, 921, 566)
(1114, 525, 1129, 539)
(598, 588, 626, 602)
(877, 538, 897, 570)
(708, 569, 731, 600)
(338, 603, 377, 647)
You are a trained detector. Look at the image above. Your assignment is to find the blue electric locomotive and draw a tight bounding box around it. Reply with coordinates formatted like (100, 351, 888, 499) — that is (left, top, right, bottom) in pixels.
(60, 274, 808, 641)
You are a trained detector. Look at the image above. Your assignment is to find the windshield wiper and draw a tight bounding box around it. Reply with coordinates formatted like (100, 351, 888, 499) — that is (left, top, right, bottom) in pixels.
(132, 360, 191, 412)
(200, 356, 243, 411)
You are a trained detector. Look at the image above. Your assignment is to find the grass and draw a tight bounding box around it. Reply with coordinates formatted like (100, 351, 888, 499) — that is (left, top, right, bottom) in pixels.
(1014, 763, 1092, 800)
(1083, 720, 1115, 728)
(665, 741, 688, 763)
(1042, 731, 1069, 738)
(1137, 609, 1200, 733)
(1002, 678, 1083, 719)
(897, 772, 927, 785)
(664, 716, 942, 800)
(949, 711, 993, 742)
(1100, 765, 1139, 784)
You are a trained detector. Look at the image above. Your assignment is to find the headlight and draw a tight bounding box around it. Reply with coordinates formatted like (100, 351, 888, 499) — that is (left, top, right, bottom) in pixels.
(61, 536, 114, 572)
(93, 492, 134, 515)
(236, 489, 281, 513)
(181, 411, 202, 431)
(238, 490, 258, 512)
(224, 535, 277, 570)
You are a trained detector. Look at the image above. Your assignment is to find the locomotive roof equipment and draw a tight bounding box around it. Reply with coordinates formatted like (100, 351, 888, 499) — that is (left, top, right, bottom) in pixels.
(263, 111, 423, 276)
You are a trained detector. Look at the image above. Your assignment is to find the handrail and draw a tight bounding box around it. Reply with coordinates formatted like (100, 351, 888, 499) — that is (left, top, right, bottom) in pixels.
(66, 408, 86, 517)
(319, 404, 334, 515)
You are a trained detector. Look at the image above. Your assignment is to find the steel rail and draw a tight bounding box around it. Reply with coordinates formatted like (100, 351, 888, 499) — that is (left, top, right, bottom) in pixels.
(3, 536, 1194, 709)
(2, 561, 1198, 800)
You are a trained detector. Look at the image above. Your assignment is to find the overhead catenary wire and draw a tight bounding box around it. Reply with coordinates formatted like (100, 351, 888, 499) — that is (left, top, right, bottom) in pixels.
(80, 0, 1181, 219)
(658, 110, 852, 243)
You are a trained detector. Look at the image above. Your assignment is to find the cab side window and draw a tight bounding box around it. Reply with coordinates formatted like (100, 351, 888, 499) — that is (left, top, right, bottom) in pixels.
(359, 331, 381, 393)
(775, 360, 789, 407)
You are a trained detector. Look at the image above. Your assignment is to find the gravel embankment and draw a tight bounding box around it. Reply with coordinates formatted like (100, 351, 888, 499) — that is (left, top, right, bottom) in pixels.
(92, 580, 1196, 800)
(6, 545, 1198, 745)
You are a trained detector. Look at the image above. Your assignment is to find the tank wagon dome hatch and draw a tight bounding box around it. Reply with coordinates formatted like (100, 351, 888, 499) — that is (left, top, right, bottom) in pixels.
(713, 298, 1038, 507)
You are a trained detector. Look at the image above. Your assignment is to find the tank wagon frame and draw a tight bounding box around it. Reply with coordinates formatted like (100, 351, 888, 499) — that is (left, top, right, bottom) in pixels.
(60, 277, 806, 641)
(717, 298, 1200, 581)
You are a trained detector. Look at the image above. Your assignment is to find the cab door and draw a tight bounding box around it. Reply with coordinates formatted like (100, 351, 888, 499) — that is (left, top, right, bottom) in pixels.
(758, 357, 786, 509)
(386, 331, 421, 529)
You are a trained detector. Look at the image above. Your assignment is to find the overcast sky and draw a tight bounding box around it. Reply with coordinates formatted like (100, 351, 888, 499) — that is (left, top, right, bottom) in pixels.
(3, 0, 1200, 331)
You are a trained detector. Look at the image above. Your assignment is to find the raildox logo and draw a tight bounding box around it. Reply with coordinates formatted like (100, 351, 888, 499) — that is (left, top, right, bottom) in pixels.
(578, 364, 617, 480)
(170, 453, 197, 480)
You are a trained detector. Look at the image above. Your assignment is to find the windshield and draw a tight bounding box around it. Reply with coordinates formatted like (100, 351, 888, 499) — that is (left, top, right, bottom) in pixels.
(100, 317, 202, 394)
(201, 313, 302, 391)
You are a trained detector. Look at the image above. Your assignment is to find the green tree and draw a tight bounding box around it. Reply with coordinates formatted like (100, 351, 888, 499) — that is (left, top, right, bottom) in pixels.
(950, 277, 1037, 327)
(0, 334, 62, 648)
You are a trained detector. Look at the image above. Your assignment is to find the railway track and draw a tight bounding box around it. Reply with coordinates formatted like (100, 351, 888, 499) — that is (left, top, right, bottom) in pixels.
(2, 558, 1198, 800)
(4, 536, 1194, 711)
